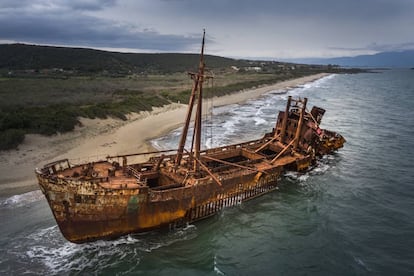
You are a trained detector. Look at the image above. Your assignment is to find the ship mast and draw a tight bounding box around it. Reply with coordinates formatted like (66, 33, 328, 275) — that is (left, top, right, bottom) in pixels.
(175, 30, 209, 171)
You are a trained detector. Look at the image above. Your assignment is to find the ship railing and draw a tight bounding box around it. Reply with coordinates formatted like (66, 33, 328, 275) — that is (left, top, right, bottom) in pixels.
(200, 138, 265, 156)
(208, 157, 265, 173)
(64, 154, 109, 165)
(38, 159, 71, 175)
(126, 166, 147, 185)
(142, 139, 269, 164)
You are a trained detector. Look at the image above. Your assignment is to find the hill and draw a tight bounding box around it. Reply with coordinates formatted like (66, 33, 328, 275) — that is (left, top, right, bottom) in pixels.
(0, 43, 252, 74)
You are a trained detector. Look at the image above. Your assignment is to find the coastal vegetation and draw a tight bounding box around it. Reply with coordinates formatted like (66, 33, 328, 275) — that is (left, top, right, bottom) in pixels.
(0, 44, 362, 150)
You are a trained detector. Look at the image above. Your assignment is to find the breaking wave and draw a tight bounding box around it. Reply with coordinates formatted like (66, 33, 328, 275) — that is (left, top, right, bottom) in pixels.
(25, 226, 143, 274)
(0, 190, 44, 209)
(14, 224, 198, 275)
(284, 154, 336, 183)
(152, 74, 337, 152)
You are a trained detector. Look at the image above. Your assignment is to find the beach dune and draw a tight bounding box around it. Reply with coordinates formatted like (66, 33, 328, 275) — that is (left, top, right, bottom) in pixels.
(0, 73, 328, 197)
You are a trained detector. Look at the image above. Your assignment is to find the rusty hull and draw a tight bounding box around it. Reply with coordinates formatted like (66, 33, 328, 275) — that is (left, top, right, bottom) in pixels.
(36, 158, 281, 243)
(36, 96, 345, 243)
(36, 141, 283, 243)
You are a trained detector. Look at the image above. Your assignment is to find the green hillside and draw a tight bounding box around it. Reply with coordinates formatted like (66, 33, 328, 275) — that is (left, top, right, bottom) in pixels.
(0, 44, 250, 74)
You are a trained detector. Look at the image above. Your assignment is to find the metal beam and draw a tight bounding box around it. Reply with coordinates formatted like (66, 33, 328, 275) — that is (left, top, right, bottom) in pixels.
(293, 98, 307, 149)
(203, 155, 265, 174)
(270, 138, 296, 164)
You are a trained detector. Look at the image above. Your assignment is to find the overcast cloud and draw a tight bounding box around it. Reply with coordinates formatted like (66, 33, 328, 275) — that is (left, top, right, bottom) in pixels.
(1, 0, 413, 58)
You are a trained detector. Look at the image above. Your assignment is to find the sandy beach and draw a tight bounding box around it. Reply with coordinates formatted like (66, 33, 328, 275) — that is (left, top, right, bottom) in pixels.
(0, 73, 329, 197)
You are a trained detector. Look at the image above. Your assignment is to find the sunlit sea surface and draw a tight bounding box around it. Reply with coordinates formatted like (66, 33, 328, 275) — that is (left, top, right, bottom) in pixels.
(1, 69, 413, 275)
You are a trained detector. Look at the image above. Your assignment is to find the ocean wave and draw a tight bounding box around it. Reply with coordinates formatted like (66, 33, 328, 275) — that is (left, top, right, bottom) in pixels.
(284, 155, 335, 182)
(222, 117, 240, 136)
(22, 223, 198, 275)
(211, 104, 239, 116)
(254, 117, 267, 126)
(304, 74, 337, 90)
(0, 190, 44, 209)
(152, 74, 337, 154)
(255, 107, 264, 117)
(310, 162, 331, 175)
(26, 226, 143, 274)
(214, 255, 225, 275)
(150, 139, 163, 150)
(284, 171, 310, 182)
(285, 74, 338, 98)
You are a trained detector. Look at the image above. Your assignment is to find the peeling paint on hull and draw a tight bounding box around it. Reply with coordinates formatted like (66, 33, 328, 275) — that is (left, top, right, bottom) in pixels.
(37, 166, 281, 243)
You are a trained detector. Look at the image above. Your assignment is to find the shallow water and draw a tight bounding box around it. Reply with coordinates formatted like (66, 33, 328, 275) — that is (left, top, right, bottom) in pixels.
(1, 70, 413, 275)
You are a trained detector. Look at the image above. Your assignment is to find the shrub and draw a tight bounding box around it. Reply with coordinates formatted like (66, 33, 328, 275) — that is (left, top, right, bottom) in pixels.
(0, 129, 25, 150)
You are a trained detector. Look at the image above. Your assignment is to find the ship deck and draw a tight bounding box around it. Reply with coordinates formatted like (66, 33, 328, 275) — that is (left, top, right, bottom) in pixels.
(46, 139, 309, 192)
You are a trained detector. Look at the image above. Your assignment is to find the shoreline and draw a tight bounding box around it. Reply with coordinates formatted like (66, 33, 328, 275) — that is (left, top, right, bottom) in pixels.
(0, 73, 329, 197)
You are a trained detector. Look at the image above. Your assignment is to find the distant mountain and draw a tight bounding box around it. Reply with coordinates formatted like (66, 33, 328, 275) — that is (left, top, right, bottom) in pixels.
(286, 50, 414, 68)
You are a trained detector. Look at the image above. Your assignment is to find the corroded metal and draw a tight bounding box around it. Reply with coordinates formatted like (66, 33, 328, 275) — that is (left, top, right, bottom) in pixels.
(35, 95, 345, 243)
(35, 32, 346, 243)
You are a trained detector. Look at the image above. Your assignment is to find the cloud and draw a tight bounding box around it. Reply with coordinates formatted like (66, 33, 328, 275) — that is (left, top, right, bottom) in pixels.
(147, 0, 413, 23)
(1, 0, 413, 58)
(109, 0, 414, 58)
(65, 0, 117, 11)
(0, 2, 201, 51)
(0, 0, 116, 11)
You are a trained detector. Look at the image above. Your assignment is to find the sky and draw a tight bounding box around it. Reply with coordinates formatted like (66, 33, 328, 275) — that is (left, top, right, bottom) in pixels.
(1, 0, 413, 59)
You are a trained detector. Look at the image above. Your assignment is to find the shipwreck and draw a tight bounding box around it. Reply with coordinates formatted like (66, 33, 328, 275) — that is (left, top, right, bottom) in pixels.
(36, 31, 345, 243)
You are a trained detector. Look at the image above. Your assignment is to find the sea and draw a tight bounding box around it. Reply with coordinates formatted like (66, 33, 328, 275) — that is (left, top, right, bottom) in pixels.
(0, 69, 413, 275)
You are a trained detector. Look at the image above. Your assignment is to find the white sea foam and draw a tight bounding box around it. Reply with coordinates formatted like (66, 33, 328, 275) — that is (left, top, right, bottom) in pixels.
(205, 137, 213, 149)
(303, 74, 337, 90)
(222, 117, 241, 136)
(284, 171, 299, 179)
(26, 233, 134, 273)
(213, 255, 225, 275)
(318, 73, 337, 84)
(23, 223, 198, 274)
(255, 107, 264, 117)
(283, 74, 337, 99)
(0, 190, 44, 209)
(311, 163, 331, 175)
(150, 139, 163, 150)
(284, 171, 310, 182)
(254, 117, 267, 126)
(297, 174, 310, 182)
(212, 104, 238, 116)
